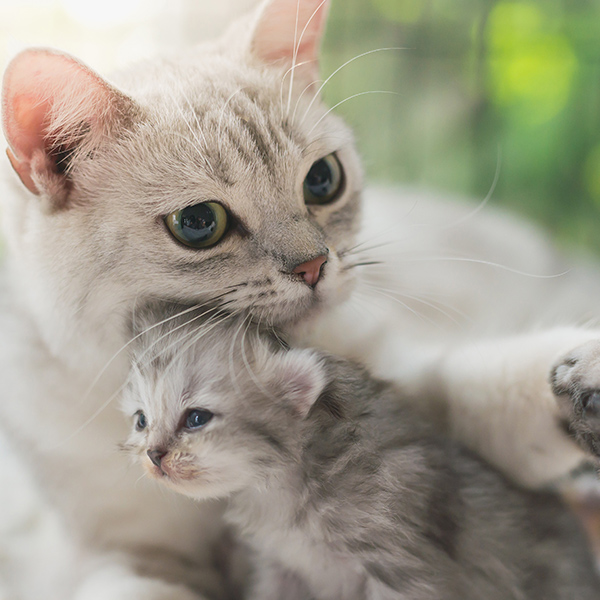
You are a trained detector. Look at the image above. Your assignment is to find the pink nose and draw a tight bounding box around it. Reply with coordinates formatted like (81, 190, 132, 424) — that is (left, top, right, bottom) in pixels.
(147, 449, 167, 468)
(292, 255, 328, 288)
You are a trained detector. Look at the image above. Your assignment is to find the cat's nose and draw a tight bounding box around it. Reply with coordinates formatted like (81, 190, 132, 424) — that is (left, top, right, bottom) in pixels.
(292, 254, 328, 288)
(147, 448, 167, 468)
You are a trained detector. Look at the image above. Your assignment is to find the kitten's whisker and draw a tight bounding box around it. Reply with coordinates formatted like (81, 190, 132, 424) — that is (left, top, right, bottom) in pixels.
(300, 47, 406, 125)
(307, 90, 400, 136)
(134, 472, 147, 488)
(50, 380, 130, 450)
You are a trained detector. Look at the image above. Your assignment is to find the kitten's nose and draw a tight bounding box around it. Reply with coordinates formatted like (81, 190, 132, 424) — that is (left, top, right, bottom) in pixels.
(147, 449, 167, 468)
(292, 254, 328, 288)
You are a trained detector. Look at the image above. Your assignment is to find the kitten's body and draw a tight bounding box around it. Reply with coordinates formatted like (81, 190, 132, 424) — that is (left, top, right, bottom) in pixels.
(1, 0, 600, 598)
(123, 312, 600, 600)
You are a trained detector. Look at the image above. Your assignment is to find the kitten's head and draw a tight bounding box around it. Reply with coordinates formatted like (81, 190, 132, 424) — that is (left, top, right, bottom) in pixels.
(121, 307, 328, 500)
(1, 0, 363, 361)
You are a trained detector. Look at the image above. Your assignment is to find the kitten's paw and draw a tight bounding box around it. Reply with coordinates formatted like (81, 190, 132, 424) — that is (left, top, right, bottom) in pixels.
(551, 340, 600, 457)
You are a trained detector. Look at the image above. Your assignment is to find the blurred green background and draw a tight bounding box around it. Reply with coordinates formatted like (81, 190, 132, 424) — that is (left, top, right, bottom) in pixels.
(1, 0, 599, 254)
(323, 0, 600, 254)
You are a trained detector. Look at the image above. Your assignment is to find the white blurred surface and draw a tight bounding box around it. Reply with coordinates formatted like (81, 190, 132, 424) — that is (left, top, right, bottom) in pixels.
(0, 0, 259, 77)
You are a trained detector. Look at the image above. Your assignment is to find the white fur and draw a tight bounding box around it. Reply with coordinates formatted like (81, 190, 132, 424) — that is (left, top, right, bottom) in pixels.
(1, 1, 600, 599)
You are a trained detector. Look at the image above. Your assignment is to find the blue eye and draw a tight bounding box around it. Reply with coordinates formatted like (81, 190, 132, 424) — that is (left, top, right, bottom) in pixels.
(165, 202, 229, 249)
(303, 153, 344, 205)
(135, 411, 147, 431)
(185, 409, 214, 430)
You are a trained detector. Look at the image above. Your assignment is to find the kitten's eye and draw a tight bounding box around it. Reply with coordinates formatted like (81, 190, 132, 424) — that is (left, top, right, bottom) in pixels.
(303, 153, 344, 205)
(135, 411, 147, 432)
(165, 202, 228, 249)
(184, 409, 214, 430)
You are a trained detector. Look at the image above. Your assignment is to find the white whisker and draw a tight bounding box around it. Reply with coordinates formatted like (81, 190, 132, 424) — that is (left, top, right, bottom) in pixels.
(177, 85, 216, 176)
(217, 87, 248, 157)
(360, 285, 438, 327)
(362, 283, 469, 325)
(80, 291, 234, 404)
(158, 310, 243, 376)
(240, 316, 278, 401)
(286, 0, 302, 117)
(292, 79, 322, 126)
(228, 313, 251, 397)
(166, 86, 213, 174)
(307, 90, 400, 136)
(365, 256, 571, 279)
(301, 47, 406, 125)
(434, 145, 502, 231)
(287, 0, 329, 117)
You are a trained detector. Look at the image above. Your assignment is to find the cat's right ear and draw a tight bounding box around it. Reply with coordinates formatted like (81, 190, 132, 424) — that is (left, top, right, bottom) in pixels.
(250, 0, 330, 77)
(1, 48, 137, 208)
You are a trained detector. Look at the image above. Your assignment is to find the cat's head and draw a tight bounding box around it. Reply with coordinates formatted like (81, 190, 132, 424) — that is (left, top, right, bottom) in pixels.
(1, 0, 363, 362)
(121, 307, 328, 500)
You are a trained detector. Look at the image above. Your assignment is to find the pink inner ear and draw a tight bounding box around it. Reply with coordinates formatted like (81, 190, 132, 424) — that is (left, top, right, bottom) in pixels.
(2, 49, 123, 195)
(252, 0, 330, 67)
(277, 350, 326, 418)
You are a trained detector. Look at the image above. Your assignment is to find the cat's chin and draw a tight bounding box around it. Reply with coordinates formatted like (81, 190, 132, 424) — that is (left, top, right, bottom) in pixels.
(156, 473, 237, 502)
(275, 270, 357, 335)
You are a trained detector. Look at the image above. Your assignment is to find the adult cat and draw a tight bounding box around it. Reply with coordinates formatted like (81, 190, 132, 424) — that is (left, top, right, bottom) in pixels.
(1, 0, 599, 598)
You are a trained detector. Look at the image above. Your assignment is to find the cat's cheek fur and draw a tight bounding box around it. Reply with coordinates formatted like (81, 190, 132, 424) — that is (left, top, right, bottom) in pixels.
(153, 446, 260, 502)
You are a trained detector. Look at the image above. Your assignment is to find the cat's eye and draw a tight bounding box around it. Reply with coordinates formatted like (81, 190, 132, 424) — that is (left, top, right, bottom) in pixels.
(184, 409, 214, 430)
(303, 153, 344, 205)
(165, 202, 229, 249)
(135, 411, 147, 432)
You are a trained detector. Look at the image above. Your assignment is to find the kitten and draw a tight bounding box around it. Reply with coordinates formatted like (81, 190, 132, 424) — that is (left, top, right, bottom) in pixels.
(123, 304, 600, 600)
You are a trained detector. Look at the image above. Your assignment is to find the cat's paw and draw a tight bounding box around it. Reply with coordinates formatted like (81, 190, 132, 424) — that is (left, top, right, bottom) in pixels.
(551, 340, 600, 458)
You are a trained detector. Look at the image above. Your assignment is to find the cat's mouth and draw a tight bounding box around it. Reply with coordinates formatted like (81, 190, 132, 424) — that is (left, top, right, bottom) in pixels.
(221, 251, 355, 328)
(145, 451, 203, 485)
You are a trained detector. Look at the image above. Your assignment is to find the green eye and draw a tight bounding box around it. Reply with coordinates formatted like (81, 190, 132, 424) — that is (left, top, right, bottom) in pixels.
(303, 153, 344, 205)
(165, 202, 228, 249)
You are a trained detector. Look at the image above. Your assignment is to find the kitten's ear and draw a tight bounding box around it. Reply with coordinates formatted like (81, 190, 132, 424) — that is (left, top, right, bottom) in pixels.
(250, 0, 330, 76)
(267, 349, 327, 418)
(2, 48, 137, 207)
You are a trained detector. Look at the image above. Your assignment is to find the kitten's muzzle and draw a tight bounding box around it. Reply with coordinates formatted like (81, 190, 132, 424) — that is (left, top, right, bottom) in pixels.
(147, 448, 167, 468)
(292, 254, 328, 288)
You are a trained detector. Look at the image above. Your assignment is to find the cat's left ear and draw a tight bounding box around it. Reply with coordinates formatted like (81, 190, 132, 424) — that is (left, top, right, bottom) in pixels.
(250, 0, 330, 77)
(266, 349, 328, 418)
(2, 48, 138, 207)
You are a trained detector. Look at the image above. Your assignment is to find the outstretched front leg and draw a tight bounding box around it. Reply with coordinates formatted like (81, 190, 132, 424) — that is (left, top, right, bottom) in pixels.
(551, 341, 600, 459)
